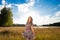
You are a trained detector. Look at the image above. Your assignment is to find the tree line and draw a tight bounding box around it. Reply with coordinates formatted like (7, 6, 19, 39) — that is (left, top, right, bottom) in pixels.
(42, 22, 60, 26)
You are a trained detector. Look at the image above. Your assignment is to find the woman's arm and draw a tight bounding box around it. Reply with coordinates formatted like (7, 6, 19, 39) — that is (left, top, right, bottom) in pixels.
(31, 25, 35, 33)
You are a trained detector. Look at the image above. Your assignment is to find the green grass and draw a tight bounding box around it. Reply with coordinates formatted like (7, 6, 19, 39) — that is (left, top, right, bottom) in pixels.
(0, 27, 60, 40)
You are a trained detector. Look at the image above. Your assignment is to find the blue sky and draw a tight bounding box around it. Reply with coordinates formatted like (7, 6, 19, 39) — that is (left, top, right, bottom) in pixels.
(0, 0, 60, 25)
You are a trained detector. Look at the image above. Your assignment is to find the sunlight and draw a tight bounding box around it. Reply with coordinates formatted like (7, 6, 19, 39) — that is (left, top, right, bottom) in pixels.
(19, 10, 40, 25)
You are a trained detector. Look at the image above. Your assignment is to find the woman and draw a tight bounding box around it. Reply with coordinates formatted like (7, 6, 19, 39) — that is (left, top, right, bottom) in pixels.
(22, 16, 35, 40)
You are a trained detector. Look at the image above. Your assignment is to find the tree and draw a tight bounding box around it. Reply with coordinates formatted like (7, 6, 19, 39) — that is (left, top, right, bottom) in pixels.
(0, 7, 13, 26)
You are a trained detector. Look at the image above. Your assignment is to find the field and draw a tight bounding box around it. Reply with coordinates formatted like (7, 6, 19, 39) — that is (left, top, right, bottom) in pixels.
(0, 26, 60, 40)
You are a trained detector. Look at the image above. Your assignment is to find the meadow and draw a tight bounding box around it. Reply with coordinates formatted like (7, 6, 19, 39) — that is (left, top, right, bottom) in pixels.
(0, 26, 60, 40)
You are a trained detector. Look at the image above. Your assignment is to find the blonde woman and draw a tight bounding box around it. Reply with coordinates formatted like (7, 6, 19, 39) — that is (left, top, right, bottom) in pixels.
(22, 16, 35, 40)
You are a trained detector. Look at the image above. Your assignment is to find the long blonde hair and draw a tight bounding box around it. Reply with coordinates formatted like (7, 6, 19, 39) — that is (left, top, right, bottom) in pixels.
(26, 16, 33, 25)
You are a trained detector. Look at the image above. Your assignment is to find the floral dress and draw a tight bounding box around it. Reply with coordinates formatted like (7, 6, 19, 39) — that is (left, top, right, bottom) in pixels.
(22, 23, 35, 39)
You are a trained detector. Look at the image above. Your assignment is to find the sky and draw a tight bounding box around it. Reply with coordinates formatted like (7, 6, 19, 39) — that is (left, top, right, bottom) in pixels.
(0, 0, 60, 25)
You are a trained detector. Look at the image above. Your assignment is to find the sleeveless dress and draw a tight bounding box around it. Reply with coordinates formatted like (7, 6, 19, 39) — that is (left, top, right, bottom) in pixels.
(22, 24, 35, 39)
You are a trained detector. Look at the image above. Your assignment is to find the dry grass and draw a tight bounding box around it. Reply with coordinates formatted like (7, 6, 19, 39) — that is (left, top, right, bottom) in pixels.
(0, 27, 60, 40)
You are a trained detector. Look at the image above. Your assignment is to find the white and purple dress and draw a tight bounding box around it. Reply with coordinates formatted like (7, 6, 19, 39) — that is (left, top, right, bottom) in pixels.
(22, 23, 35, 39)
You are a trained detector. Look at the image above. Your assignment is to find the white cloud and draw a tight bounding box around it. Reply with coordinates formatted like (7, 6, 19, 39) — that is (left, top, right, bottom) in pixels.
(16, 4, 29, 13)
(55, 11, 60, 16)
(0, 0, 6, 10)
(0, 5, 3, 10)
(27, 0, 35, 6)
(2, 0, 5, 5)
(1, 0, 12, 8)
(50, 16, 60, 24)
(14, 0, 35, 13)
(6, 4, 12, 8)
